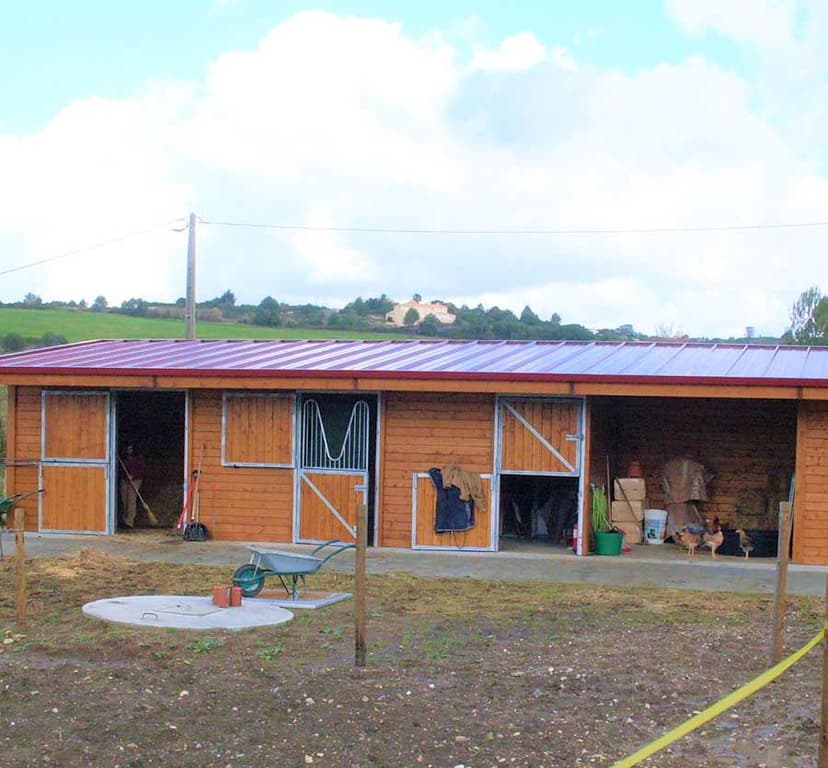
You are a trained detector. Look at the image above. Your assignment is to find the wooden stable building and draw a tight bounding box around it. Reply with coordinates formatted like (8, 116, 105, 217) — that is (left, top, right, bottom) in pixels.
(0, 338, 826, 564)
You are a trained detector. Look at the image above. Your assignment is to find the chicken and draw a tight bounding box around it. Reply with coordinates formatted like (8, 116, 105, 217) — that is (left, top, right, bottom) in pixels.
(675, 528, 702, 556)
(735, 528, 754, 559)
(702, 517, 724, 558)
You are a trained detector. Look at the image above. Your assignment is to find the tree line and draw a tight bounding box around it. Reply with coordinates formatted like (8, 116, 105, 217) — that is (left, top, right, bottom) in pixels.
(2, 290, 646, 342)
(10, 286, 821, 345)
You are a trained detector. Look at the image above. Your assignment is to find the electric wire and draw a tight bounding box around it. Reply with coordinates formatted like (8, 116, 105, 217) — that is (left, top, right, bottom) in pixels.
(0, 218, 186, 277)
(3, 213, 827, 279)
(199, 217, 828, 236)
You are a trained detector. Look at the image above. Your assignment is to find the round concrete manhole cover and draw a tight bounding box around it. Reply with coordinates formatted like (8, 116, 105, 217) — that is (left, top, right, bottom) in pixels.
(82, 595, 294, 630)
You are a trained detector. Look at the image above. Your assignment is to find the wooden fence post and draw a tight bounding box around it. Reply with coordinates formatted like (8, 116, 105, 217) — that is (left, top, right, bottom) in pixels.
(15, 507, 26, 631)
(771, 501, 793, 664)
(819, 573, 828, 768)
(355, 501, 367, 667)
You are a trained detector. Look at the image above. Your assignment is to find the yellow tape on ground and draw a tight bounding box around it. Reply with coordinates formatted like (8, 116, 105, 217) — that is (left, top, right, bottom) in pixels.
(611, 624, 827, 768)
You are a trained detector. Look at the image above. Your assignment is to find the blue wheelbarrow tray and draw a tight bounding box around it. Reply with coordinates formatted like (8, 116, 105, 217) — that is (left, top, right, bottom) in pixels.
(232, 540, 355, 599)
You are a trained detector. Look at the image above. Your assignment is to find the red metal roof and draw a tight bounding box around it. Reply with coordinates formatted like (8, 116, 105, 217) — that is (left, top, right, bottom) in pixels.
(0, 338, 827, 387)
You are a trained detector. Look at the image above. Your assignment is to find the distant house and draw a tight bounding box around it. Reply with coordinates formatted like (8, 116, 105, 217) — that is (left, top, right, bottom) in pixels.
(386, 300, 456, 327)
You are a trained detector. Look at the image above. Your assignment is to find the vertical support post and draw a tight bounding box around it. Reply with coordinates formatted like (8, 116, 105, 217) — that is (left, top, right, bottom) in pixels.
(820, 572, 828, 768)
(185, 212, 197, 340)
(355, 501, 368, 667)
(771, 501, 793, 664)
(15, 507, 26, 631)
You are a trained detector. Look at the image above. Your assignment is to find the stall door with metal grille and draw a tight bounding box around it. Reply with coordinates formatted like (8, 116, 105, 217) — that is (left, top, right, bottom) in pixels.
(40, 391, 110, 533)
(497, 398, 583, 476)
(297, 398, 370, 543)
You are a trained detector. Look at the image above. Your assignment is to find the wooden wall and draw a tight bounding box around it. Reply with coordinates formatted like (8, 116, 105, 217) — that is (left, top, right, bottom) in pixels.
(795, 401, 828, 564)
(593, 396, 796, 530)
(8, 386, 42, 530)
(190, 391, 294, 542)
(380, 392, 495, 548)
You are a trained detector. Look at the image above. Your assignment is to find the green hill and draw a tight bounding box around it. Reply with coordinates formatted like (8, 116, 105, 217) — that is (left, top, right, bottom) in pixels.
(0, 307, 401, 344)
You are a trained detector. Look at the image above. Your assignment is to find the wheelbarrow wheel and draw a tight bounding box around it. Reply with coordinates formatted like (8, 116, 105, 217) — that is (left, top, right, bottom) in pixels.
(232, 564, 265, 597)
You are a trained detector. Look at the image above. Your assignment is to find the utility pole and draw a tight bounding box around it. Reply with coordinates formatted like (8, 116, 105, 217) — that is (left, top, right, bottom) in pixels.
(185, 212, 197, 339)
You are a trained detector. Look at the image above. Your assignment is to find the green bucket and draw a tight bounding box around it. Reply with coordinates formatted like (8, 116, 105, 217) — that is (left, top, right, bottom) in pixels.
(594, 530, 624, 556)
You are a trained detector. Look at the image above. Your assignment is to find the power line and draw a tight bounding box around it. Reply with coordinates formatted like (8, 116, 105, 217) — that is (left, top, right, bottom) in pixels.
(199, 217, 828, 236)
(0, 218, 186, 277)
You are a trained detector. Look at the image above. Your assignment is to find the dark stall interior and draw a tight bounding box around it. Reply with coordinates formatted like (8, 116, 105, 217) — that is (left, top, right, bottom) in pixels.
(115, 391, 185, 529)
(499, 474, 579, 548)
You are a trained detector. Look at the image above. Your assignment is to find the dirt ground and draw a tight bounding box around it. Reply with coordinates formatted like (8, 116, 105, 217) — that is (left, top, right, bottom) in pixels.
(0, 548, 823, 768)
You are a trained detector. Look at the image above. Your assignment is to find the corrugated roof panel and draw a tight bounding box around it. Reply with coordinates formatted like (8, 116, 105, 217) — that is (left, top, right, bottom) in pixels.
(641, 344, 735, 378)
(799, 348, 828, 381)
(722, 345, 782, 379)
(1, 338, 827, 387)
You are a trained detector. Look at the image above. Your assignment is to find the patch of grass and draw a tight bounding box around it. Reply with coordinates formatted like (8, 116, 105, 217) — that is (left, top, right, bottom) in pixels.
(258, 643, 285, 661)
(0, 307, 407, 344)
(421, 633, 468, 663)
(320, 626, 343, 639)
(186, 637, 225, 653)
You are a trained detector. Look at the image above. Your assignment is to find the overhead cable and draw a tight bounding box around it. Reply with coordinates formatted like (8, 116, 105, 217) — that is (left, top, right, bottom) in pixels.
(0, 218, 186, 277)
(199, 217, 828, 236)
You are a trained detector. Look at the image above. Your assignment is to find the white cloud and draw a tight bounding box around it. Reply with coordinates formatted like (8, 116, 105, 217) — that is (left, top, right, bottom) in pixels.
(471, 33, 548, 71)
(1, 9, 827, 338)
(289, 208, 376, 285)
(666, 0, 797, 48)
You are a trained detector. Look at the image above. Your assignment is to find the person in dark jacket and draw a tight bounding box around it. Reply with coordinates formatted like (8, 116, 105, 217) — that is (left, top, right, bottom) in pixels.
(119, 443, 147, 528)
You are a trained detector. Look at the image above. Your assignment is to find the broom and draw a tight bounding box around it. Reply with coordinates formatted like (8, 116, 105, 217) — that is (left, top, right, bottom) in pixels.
(118, 456, 159, 526)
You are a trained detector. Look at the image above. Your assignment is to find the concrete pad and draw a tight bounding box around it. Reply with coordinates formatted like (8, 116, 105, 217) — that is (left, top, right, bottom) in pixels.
(82, 595, 293, 631)
(249, 590, 352, 610)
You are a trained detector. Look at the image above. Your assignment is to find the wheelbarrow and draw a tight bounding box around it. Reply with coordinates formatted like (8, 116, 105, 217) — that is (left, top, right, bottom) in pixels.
(0, 490, 44, 560)
(232, 540, 355, 599)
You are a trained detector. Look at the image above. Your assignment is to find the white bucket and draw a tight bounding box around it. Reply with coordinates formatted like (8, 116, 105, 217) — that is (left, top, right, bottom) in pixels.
(644, 509, 668, 544)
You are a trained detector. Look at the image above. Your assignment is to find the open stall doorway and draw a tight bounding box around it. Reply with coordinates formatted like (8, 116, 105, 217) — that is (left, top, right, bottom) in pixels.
(114, 391, 186, 531)
(499, 474, 579, 549)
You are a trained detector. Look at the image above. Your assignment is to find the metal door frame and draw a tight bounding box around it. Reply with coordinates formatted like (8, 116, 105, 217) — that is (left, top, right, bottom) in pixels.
(110, 388, 189, 535)
(293, 392, 379, 545)
(39, 390, 111, 534)
(493, 395, 587, 554)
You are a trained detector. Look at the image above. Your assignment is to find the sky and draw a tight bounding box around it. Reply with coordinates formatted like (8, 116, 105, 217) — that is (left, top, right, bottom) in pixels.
(1, 0, 827, 339)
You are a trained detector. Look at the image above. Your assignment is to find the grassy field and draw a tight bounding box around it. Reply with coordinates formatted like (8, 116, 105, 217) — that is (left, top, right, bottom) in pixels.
(0, 307, 404, 343)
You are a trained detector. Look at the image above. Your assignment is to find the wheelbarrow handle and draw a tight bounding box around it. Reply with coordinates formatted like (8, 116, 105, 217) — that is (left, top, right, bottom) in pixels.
(311, 539, 356, 565)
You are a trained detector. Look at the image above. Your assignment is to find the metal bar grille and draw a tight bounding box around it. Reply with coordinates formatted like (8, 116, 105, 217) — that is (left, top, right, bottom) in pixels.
(300, 399, 369, 471)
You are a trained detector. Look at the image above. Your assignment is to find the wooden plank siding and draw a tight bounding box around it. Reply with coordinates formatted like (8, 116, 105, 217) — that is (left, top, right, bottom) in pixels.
(592, 397, 796, 532)
(43, 392, 108, 460)
(41, 465, 107, 531)
(298, 471, 362, 542)
(585, 397, 616, 551)
(500, 399, 580, 474)
(223, 394, 292, 466)
(41, 391, 109, 531)
(380, 392, 494, 548)
(5, 385, 15, 508)
(413, 473, 492, 548)
(794, 401, 828, 564)
(12, 387, 44, 530)
(190, 391, 294, 542)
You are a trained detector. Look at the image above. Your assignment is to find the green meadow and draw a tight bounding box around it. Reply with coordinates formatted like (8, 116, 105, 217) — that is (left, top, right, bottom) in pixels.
(0, 307, 401, 344)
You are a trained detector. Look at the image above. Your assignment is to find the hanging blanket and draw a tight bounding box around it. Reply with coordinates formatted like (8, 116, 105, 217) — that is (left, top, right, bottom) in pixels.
(441, 463, 487, 514)
(428, 467, 474, 533)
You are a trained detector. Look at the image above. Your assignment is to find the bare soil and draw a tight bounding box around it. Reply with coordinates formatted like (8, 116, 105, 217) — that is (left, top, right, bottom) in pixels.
(0, 548, 823, 767)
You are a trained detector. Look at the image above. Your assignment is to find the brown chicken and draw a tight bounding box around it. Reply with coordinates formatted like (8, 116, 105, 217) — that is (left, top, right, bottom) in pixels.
(735, 528, 754, 559)
(702, 518, 724, 558)
(675, 528, 702, 556)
